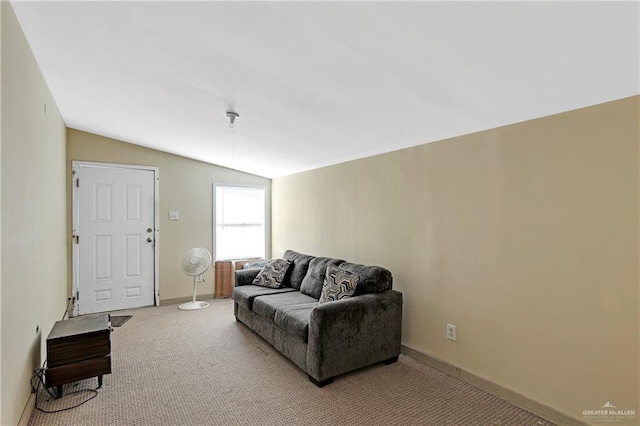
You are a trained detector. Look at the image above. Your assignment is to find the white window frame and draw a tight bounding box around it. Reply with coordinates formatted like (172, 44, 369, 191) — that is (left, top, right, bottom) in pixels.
(212, 183, 270, 261)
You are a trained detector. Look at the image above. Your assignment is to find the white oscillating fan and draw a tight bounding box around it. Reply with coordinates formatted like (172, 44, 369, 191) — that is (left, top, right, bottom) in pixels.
(179, 247, 212, 311)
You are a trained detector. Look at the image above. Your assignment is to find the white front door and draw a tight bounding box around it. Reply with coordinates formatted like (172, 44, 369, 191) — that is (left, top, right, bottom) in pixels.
(74, 163, 157, 314)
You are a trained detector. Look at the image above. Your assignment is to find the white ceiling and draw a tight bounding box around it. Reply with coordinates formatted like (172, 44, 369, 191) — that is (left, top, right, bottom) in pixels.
(11, 1, 640, 178)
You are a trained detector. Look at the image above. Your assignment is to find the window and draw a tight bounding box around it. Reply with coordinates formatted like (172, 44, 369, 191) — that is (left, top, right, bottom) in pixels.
(214, 184, 266, 261)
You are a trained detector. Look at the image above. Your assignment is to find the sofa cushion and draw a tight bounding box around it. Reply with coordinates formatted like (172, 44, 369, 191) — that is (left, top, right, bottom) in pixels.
(252, 291, 318, 320)
(274, 304, 317, 343)
(252, 259, 292, 288)
(232, 285, 296, 310)
(319, 265, 360, 303)
(283, 250, 315, 290)
(300, 257, 345, 299)
(339, 262, 393, 295)
(235, 268, 261, 287)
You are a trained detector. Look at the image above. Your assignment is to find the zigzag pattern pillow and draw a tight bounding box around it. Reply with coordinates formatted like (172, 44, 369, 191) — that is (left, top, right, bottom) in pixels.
(319, 264, 360, 303)
(252, 259, 292, 288)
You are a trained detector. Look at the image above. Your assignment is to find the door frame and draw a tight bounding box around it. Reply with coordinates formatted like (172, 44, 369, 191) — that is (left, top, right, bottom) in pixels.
(72, 161, 160, 315)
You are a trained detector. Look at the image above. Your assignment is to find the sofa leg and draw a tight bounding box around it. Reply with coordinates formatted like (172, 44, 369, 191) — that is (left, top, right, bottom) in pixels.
(383, 356, 399, 365)
(309, 376, 334, 387)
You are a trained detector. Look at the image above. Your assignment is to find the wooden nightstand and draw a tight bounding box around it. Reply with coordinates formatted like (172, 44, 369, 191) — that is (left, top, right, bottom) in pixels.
(215, 258, 264, 298)
(214, 260, 234, 298)
(46, 313, 111, 396)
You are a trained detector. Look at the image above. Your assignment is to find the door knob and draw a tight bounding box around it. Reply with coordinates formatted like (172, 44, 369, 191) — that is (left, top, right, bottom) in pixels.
(147, 228, 153, 233)
(147, 237, 153, 243)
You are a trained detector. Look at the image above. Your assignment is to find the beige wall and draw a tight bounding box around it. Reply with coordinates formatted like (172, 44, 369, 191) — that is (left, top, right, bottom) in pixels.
(1, 3, 68, 424)
(67, 129, 271, 302)
(0, 2, 4, 422)
(272, 96, 639, 422)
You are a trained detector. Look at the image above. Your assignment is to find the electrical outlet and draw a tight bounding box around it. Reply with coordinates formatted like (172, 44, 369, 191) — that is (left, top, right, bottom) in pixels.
(447, 324, 456, 341)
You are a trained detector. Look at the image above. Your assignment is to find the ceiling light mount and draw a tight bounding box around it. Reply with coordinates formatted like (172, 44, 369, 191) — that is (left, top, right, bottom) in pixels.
(226, 111, 239, 128)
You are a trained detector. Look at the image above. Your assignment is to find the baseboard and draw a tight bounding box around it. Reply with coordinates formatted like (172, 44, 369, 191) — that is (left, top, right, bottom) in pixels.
(401, 345, 587, 426)
(17, 392, 36, 426)
(160, 293, 215, 306)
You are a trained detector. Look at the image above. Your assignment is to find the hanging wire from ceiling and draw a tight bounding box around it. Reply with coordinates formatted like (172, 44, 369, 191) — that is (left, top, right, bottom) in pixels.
(226, 111, 239, 170)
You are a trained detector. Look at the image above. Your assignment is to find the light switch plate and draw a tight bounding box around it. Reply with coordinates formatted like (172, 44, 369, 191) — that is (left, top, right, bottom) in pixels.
(169, 211, 179, 221)
(447, 324, 456, 341)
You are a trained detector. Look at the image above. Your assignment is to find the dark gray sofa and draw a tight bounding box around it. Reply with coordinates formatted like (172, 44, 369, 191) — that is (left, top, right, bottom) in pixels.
(232, 249, 403, 387)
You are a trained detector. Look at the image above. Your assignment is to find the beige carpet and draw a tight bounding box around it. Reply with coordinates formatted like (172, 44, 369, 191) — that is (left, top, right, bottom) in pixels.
(29, 299, 554, 426)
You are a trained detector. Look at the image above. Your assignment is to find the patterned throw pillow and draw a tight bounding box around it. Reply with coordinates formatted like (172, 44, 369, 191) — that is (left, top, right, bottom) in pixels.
(319, 264, 360, 303)
(252, 259, 292, 288)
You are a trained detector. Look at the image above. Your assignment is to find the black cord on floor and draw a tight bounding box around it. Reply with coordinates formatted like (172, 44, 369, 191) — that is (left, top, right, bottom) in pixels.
(62, 297, 72, 320)
(31, 360, 99, 413)
(29, 299, 96, 414)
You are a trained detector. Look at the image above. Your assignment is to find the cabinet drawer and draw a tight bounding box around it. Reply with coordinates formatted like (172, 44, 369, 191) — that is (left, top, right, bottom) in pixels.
(46, 356, 111, 387)
(47, 331, 111, 367)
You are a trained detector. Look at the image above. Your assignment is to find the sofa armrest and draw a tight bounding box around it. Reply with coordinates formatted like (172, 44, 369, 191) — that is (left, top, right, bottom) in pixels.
(235, 268, 260, 286)
(307, 290, 402, 382)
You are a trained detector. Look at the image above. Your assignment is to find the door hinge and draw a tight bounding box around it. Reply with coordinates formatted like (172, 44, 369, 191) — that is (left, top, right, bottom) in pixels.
(76, 291, 79, 301)
(76, 178, 79, 187)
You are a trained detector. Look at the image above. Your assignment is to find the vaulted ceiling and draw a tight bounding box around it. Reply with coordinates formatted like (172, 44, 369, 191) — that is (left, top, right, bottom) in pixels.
(11, 1, 639, 178)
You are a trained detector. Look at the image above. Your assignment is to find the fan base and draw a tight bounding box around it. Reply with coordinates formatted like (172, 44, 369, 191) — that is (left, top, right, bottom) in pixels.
(178, 301, 209, 311)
